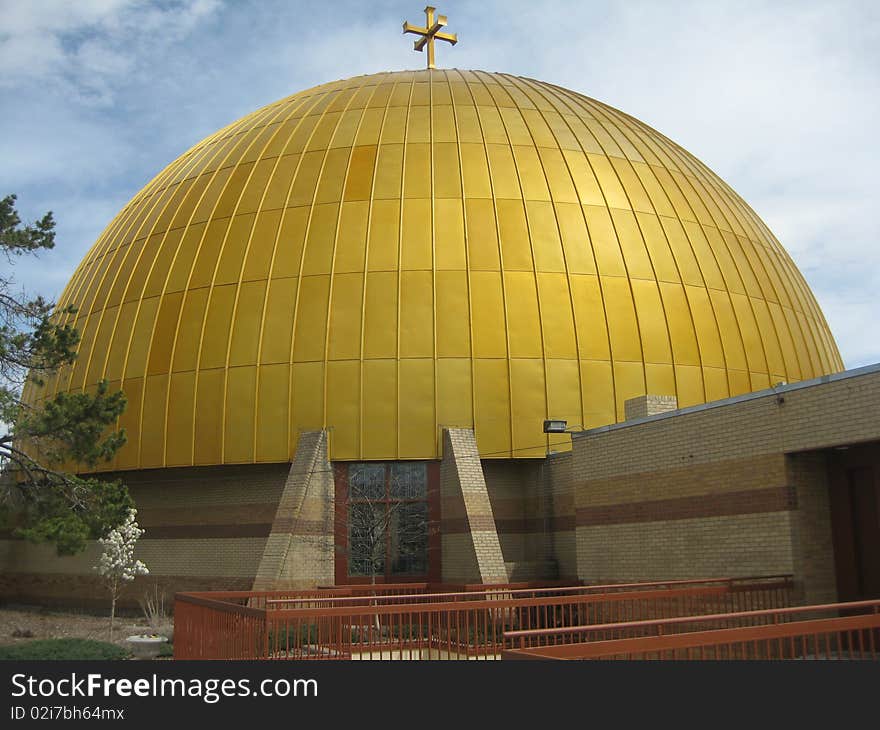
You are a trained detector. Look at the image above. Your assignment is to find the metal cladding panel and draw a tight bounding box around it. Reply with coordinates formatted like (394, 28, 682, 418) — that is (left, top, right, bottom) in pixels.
(32, 69, 843, 468)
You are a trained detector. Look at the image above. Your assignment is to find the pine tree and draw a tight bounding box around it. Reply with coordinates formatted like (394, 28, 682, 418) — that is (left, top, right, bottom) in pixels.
(0, 194, 132, 555)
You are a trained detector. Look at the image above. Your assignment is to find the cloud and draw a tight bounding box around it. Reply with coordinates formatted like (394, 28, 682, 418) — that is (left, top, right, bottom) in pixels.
(0, 0, 220, 100)
(491, 0, 880, 367)
(1, 0, 878, 370)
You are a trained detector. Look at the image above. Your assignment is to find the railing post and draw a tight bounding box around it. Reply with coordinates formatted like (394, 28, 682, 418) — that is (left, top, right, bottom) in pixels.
(264, 614, 270, 659)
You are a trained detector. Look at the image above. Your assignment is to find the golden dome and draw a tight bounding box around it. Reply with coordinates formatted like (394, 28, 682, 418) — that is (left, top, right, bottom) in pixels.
(30, 69, 843, 468)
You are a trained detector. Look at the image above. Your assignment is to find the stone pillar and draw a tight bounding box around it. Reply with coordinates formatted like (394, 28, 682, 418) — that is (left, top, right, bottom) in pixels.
(440, 428, 508, 584)
(624, 394, 678, 421)
(252, 431, 334, 591)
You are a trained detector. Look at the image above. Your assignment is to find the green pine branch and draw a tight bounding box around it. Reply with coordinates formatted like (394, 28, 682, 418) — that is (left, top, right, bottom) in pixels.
(0, 194, 132, 555)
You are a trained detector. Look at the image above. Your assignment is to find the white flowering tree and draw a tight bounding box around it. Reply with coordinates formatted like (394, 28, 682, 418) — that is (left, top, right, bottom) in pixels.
(94, 508, 149, 638)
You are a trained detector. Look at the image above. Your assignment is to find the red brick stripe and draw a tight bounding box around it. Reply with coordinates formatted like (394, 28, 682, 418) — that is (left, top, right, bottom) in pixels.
(143, 523, 271, 539)
(1, 523, 274, 540)
(270, 518, 328, 535)
(138, 504, 277, 527)
(442, 515, 497, 533)
(443, 515, 576, 534)
(576, 486, 797, 527)
(550, 515, 576, 532)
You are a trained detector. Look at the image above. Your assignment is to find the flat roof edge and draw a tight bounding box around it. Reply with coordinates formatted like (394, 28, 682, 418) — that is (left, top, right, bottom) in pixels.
(574, 362, 880, 439)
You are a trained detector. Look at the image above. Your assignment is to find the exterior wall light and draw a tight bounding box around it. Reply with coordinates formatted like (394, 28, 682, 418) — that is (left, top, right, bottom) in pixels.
(543, 419, 568, 434)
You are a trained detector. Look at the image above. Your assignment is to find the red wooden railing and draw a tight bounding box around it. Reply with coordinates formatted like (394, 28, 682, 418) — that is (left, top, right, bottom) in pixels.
(501, 600, 880, 660)
(173, 593, 267, 660)
(173, 576, 793, 660)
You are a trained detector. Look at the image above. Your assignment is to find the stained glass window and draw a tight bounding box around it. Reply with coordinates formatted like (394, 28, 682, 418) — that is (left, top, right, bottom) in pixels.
(347, 462, 430, 578)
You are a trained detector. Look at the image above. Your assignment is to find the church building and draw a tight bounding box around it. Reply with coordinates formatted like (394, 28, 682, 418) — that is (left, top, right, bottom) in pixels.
(4, 9, 877, 610)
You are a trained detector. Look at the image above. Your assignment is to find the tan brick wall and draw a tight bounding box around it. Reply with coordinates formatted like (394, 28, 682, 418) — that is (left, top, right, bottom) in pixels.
(0, 573, 253, 611)
(571, 447, 795, 586)
(481, 461, 528, 564)
(575, 453, 788, 508)
(545, 451, 576, 579)
(575, 369, 880, 480)
(576, 513, 795, 583)
(440, 534, 480, 584)
(481, 460, 556, 579)
(474, 457, 579, 581)
(8, 368, 873, 607)
(570, 367, 880, 599)
(786, 451, 838, 604)
(0, 463, 290, 606)
(572, 398, 785, 481)
(0, 537, 266, 579)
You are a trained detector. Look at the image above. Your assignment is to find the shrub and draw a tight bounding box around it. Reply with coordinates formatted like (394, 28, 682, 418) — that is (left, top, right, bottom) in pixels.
(0, 638, 129, 660)
(138, 583, 169, 630)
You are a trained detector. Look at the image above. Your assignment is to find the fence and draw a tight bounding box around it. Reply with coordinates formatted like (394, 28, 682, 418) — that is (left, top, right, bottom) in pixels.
(174, 575, 793, 660)
(173, 593, 266, 660)
(501, 600, 880, 660)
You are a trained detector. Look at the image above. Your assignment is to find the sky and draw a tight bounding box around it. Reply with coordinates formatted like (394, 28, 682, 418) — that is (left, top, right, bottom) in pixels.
(1, 0, 878, 368)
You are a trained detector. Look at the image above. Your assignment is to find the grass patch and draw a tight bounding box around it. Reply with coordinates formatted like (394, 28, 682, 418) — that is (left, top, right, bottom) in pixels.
(0, 638, 129, 661)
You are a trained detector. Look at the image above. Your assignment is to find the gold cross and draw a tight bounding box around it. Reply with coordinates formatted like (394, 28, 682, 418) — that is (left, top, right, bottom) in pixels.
(403, 6, 457, 69)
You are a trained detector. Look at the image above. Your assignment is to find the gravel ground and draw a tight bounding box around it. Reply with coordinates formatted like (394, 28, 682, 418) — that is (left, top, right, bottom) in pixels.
(0, 606, 172, 648)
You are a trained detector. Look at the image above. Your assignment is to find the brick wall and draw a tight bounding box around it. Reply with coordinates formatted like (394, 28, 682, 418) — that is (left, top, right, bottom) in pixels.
(0, 435, 341, 602)
(0, 573, 253, 612)
(8, 367, 876, 608)
(482, 460, 555, 580)
(786, 451, 837, 605)
(569, 367, 880, 599)
(0, 463, 290, 608)
(544, 451, 576, 580)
